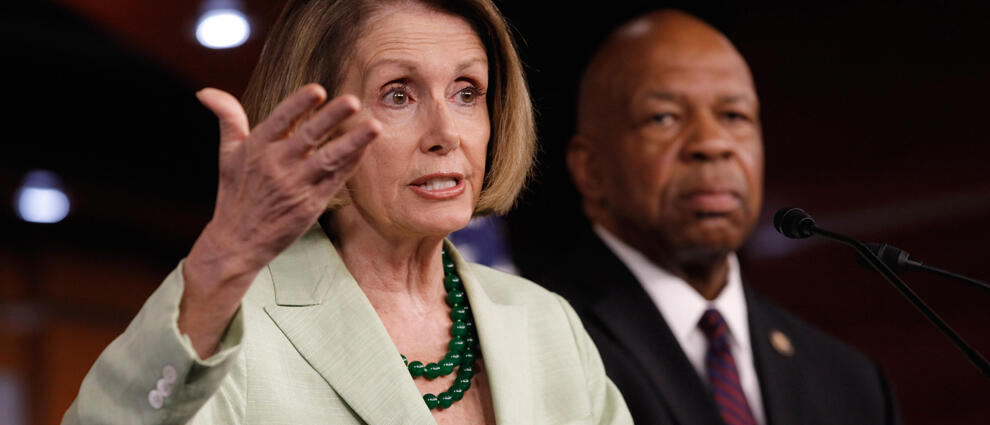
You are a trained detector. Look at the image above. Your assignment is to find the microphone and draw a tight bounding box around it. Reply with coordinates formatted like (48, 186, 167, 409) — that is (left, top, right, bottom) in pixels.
(773, 207, 816, 239)
(854, 242, 990, 292)
(773, 207, 990, 379)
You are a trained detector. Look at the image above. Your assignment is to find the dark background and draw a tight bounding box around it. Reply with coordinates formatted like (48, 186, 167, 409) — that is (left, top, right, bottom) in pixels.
(2, 1, 988, 424)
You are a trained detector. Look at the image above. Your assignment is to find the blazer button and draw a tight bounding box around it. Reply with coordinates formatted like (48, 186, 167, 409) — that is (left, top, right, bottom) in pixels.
(156, 378, 173, 397)
(162, 364, 177, 384)
(148, 389, 165, 409)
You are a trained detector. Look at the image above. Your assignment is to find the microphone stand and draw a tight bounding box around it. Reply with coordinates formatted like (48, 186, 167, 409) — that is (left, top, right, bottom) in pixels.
(810, 225, 990, 379)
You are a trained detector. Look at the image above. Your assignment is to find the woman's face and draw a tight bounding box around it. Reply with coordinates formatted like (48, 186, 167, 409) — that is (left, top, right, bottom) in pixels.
(336, 3, 490, 240)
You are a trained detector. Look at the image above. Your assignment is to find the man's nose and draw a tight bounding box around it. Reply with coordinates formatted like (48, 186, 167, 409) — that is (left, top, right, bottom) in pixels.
(680, 112, 733, 162)
(421, 100, 460, 155)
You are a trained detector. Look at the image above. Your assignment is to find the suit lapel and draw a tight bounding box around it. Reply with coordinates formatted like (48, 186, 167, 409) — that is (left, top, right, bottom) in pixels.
(746, 286, 806, 425)
(579, 232, 725, 425)
(263, 225, 435, 425)
(448, 244, 533, 425)
(591, 279, 725, 425)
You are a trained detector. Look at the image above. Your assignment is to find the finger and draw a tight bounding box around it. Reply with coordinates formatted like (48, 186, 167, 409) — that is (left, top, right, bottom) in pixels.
(305, 119, 381, 182)
(312, 139, 371, 202)
(196, 88, 250, 148)
(252, 83, 328, 143)
(292, 94, 361, 153)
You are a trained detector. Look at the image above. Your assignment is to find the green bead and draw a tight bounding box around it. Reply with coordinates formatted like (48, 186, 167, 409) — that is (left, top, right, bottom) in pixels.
(444, 275, 462, 292)
(461, 350, 476, 366)
(438, 392, 454, 409)
(423, 393, 439, 410)
(445, 352, 462, 364)
(448, 337, 466, 353)
(449, 386, 465, 401)
(458, 364, 474, 378)
(408, 361, 425, 377)
(451, 321, 468, 337)
(450, 305, 469, 321)
(464, 334, 477, 348)
(446, 290, 465, 307)
(439, 358, 456, 375)
(401, 354, 408, 366)
(425, 362, 442, 379)
(455, 376, 472, 390)
(443, 259, 456, 274)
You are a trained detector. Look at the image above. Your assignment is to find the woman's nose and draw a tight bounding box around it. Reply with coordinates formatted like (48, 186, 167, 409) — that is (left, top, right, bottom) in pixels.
(421, 101, 460, 154)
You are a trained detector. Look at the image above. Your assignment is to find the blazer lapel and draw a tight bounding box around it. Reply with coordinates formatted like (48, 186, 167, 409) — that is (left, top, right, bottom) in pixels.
(263, 225, 435, 425)
(745, 286, 806, 425)
(578, 232, 724, 425)
(591, 281, 725, 425)
(448, 243, 533, 425)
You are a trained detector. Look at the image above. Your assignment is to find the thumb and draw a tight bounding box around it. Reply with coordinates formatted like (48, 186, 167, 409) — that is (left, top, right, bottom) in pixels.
(196, 88, 250, 147)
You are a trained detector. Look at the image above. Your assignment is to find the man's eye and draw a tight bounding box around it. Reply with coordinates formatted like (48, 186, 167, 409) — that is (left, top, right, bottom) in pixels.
(723, 111, 749, 122)
(649, 113, 676, 125)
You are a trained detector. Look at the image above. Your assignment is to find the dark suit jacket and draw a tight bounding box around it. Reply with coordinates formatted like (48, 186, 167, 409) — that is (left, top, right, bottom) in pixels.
(533, 228, 901, 425)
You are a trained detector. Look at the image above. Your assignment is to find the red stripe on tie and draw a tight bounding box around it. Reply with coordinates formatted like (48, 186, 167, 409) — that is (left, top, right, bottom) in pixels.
(700, 309, 757, 425)
(714, 391, 755, 425)
(708, 357, 744, 388)
(712, 375, 749, 407)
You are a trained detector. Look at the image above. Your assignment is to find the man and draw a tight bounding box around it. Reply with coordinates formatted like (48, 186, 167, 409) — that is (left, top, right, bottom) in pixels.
(534, 10, 901, 425)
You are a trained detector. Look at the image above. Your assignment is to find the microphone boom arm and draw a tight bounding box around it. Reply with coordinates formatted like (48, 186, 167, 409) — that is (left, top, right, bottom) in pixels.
(915, 263, 990, 293)
(809, 225, 990, 379)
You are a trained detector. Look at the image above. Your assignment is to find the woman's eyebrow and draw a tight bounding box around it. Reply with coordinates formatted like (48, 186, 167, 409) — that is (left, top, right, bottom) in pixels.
(456, 56, 489, 73)
(366, 57, 418, 73)
(366, 55, 488, 74)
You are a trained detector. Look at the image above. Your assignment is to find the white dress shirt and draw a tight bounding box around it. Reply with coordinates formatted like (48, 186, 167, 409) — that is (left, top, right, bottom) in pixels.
(594, 224, 766, 425)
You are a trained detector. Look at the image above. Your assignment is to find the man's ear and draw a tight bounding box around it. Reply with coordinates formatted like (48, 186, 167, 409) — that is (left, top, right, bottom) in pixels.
(567, 133, 606, 205)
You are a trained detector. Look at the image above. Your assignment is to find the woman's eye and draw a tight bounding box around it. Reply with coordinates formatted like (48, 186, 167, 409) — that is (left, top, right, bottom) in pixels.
(382, 86, 412, 107)
(392, 91, 407, 105)
(389, 90, 409, 105)
(456, 87, 484, 105)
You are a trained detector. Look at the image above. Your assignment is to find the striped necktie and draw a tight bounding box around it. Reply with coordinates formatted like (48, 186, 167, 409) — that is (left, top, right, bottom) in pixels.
(699, 308, 757, 425)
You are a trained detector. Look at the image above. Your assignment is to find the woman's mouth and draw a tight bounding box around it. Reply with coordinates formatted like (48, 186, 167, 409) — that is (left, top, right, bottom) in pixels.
(409, 173, 465, 200)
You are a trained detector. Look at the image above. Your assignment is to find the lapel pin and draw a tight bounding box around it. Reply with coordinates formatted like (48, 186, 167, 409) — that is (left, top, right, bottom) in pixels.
(769, 329, 794, 357)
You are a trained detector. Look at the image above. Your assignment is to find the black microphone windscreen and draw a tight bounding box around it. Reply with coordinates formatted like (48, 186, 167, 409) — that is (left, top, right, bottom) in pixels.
(773, 207, 816, 239)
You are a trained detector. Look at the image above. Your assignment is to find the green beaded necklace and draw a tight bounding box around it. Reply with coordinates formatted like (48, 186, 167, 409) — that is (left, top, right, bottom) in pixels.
(401, 248, 479, 410)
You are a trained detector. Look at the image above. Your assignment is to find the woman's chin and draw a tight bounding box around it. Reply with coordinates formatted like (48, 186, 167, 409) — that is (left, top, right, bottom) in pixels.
(407, 209, 474, 238)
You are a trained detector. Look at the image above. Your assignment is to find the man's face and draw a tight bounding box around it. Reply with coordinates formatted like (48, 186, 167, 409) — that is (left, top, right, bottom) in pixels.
(586, 38, 764, 262)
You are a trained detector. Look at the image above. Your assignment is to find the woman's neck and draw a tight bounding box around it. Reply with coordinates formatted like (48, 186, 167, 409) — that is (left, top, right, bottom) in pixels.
(323, 210, 447, 308)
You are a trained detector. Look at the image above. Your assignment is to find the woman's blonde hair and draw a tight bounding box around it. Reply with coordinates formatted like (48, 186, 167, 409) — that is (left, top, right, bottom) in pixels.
(242, 0, 535, 215)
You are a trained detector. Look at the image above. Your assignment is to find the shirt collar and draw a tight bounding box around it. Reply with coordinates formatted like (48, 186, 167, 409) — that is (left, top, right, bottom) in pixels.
(593, 224, 751, 353)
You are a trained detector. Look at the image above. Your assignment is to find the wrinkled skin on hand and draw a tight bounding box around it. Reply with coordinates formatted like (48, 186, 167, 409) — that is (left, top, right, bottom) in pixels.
(179, 84, 381, 359)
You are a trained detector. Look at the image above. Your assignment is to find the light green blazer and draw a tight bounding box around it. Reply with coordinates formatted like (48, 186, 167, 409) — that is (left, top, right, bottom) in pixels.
(63, 225, 632, 424)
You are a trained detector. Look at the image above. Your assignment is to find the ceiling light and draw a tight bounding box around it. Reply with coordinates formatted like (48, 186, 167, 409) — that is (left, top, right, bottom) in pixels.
(15, 170, 70, 224)
(195, 9, 250, 49)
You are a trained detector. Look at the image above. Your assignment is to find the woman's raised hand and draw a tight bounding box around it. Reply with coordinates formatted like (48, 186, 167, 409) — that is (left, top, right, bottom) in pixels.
(179, 84, 380, 358)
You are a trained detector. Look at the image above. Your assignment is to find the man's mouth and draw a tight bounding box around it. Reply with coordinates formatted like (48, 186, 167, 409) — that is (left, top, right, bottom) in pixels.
(681, 190, 740, 213)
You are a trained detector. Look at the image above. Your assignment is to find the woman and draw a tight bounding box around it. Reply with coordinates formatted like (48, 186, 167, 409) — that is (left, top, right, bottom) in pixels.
(64, 0, 631, 423)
